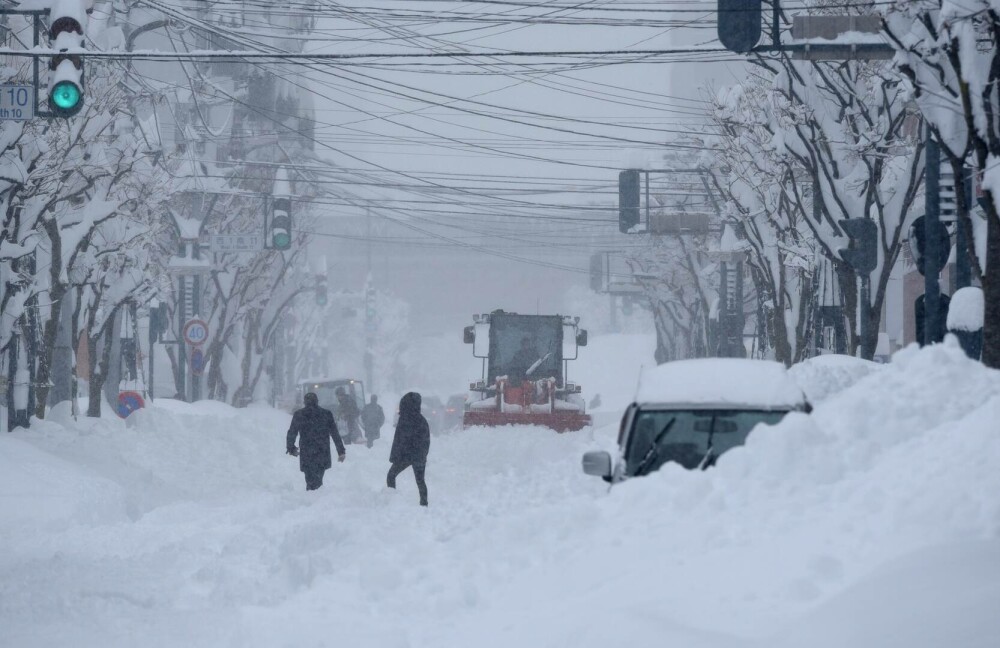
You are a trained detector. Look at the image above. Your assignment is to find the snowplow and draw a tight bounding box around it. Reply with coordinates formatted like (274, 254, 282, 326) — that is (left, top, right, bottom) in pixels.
(462, 310, 591, 432)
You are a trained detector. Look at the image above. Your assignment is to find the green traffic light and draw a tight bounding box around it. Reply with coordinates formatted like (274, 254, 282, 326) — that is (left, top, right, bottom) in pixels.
(51, 81, 82, 114)
(273, 232, 291, 249)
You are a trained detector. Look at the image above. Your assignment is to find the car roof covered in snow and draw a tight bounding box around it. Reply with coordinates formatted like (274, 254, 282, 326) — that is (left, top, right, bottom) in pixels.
(635, 358, 807, 410)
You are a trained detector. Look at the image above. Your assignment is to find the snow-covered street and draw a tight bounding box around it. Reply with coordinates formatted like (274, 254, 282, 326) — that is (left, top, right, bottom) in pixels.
(3, 1, 1000, 646)
(2, 341, 999, 648)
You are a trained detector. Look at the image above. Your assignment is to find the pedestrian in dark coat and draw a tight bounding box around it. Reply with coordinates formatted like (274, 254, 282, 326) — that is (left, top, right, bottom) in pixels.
(361, 395, 386, 449)
(287, 392, 346, 491)
(387, 391, 430, 506)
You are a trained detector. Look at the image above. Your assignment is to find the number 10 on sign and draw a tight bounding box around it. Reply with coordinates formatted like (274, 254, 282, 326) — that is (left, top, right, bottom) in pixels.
(0, 86, 35, 121)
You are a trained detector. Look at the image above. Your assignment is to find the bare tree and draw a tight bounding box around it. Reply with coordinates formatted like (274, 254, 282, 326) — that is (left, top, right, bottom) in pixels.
(882, 1, 1000, 367)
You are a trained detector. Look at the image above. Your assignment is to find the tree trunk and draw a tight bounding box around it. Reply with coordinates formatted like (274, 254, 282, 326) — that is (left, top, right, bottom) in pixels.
(837, 264, 861, 357)
(164, 344, 182, 398)
(651, 300, 675, 364)
(33, 283, 66, 419)
(982, 209, 1000, 369)
(86, 330, 101, 418)
(88, 314, 118, 417)
(858, 286, 880, 361)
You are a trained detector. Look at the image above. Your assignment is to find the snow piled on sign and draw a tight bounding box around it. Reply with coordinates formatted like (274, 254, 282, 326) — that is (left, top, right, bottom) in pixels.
(635, 357, 807, 409)
(1, 339, 998, 647)
(946, 286, 985, 332)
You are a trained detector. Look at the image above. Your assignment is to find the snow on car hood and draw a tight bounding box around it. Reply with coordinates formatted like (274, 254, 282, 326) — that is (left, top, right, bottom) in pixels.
(635, 358, 807, 409)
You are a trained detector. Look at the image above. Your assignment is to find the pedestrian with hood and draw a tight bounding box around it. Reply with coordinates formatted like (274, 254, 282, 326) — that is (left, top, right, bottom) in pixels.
(361, 394, 386, 449)
(387, 392, 430, 506)
(287, 392, 346, 491)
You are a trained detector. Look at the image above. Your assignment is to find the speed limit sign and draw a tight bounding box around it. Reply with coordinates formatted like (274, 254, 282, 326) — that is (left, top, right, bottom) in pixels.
(183, 318, 209, 346)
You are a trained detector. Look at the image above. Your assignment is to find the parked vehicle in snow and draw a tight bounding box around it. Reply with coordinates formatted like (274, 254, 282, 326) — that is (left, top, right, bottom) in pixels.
(582, 359, 809, 482)
(463, 310, 590, 432)
(422, 395, 445, 435)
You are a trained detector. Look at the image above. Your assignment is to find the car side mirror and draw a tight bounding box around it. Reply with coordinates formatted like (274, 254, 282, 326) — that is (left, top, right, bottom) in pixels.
(576, 329, 588, 347)
(463, 325, 475, 344)
(582, 450, 612, 479)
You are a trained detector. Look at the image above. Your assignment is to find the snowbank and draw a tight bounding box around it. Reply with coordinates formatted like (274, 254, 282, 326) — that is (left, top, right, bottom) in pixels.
(1, 340, 998, 647)
(788, 353, 881, 403)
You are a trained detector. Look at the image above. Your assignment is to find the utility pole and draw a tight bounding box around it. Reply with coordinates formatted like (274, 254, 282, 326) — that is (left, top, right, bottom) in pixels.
(364, 206, 375, 392)
(924, 128, 944, 346)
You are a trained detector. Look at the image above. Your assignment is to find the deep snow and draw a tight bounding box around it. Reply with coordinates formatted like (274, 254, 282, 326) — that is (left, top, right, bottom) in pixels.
(1, 339, 998, 648)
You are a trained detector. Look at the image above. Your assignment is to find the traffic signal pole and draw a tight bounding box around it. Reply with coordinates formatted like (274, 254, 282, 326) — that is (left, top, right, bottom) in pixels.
(365, 207, 374, 392)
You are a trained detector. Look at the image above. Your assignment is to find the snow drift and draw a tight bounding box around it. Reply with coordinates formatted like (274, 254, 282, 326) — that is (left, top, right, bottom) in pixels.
(0, 339, 997, 648)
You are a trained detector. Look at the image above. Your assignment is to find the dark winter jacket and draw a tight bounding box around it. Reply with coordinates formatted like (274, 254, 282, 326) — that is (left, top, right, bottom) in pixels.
(361, 402, 386, 434)
(287, 404, 346, 473)
(390, 392, 430, 465)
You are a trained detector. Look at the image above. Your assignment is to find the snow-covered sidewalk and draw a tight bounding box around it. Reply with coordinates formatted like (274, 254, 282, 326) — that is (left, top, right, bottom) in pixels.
(2, 342, 999, 648)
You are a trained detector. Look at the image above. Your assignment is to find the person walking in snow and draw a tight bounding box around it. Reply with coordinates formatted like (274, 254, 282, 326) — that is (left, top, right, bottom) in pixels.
(361, 394, 386, 449)
(387, 392, 430, 506)
(335, 387, 363, 444)
(287, 392, 346, 491)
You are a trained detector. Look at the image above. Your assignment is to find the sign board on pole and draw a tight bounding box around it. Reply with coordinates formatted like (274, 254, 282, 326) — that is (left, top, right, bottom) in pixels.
(116, 391, 145, 418)
(207, 234, 264, 253)
(190, 348, 206, 376)
(183, 318, 210, 346)
(0, 86, 35, 121)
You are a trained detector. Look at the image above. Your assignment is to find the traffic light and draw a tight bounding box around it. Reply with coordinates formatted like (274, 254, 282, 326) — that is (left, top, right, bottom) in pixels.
(619, 169, 641, 233)
(589, 253, 605, 292)
(717, 0, 762, 54)
(315, 274, 328, 307)
(271, 197, 292, 250)
(48, 0, 87, 118)
(838, 218, 878, 275)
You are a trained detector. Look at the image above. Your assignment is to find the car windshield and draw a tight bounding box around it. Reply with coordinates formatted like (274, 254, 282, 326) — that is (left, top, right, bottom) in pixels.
(625, 409, 787, 475)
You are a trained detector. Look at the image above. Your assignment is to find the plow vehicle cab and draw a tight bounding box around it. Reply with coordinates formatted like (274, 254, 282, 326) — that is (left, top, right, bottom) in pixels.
(463, 310, 591, 432)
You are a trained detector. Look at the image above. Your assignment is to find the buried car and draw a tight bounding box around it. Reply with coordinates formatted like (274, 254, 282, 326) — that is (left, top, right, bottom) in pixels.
(582, 358, 809, 482)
